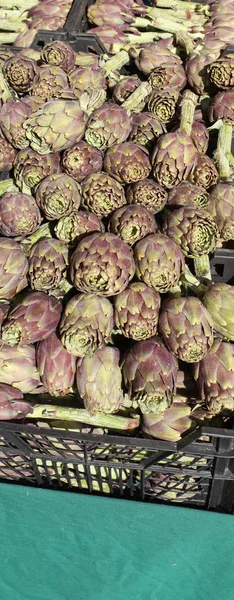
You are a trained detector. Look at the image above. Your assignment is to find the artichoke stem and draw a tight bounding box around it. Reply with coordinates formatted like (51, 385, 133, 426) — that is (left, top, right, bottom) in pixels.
(26, 404, 140, 430)
(0, 179, 18, 196)
(0, 18, 27, 32)
(0, 32, 17, 43)
(216, 122, 233, 180)
(0, 0, 39, 6)
(154, 0, 207, 12)
(102, 51, 130, 76)
(122, 81, 152, 114)
(179, 90, 197, 135)
(167, 284, 182, 298)
(176, 31, 195, 55)
(149, 6, 206, 23)
(146, 15, 197, 33)
(194, 255, 212, 282)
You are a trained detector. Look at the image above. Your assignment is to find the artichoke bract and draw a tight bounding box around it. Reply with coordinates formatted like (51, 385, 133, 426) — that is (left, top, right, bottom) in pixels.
(0, 384, 32, 421)
(1, 292, 62, 346)
(189, 154, 219, 189)
(104, 142, 151, 184)
(54, 210, 104, 246)
(0, 136, 17, 171)
(0, 344, 42, 393)
(81, 172, 126, 218)
(62, 141, 103, 183)
(134, 233, 185, 293)
(147, 88, 180, 125)
(167, 181, 210, 209)
(70, 232, 135, 296)
(28, 239, 68, 292)
(31, 65, 70, 101)
(152, 130, 198, 189)
(0, 238, 28, 300)
(191, 120, 209, 154)
(203, 283, 234, 341)
(0, 192, 41, 238)
(36, 173, 82, 221)
(142, 401, 192, 441)
(24, 99, 88, 154)
(3, 55, 39, 93)
(41, 40, 76, 73)
(60, 293, 114, 357)
(193, 340, 234, 414)
(14, 148, 61, 190)
(108, 204, 157, 246)
(129, 112, 165, 150)
(162, 207, 218, 258)
(37, 332, 77, 396)
(114, 282, 160, 341)
(85, 103, 132, 150)
(207, 183, 234, 241)
(0, 99, 32, 149)
(122, 336, 178, 414)
(159, 297, 214, 363)
(126, 179, 168, 214)
(76, 346, 124, 414)
(208, 89, 234, 123)
(68, 67, 107, 99)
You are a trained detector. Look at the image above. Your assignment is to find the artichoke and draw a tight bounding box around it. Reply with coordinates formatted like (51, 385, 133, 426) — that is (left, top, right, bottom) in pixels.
(191, 120, 209, 154)
(54, 210, 104, 246)
(70, 232, 135, 296)
(37, 332, 77, 396)
(28, 239, 68, 292)
(208, 89, 234, 124)
(24, 99, 88, 154)
(60, 293, 114, 357)
(0, 136, 16, 171)
(122, 336, 178, 414)
(162, 207, 218, 258)
(31, 65, 70, 101)
(0, 192, 41, 238)
(159, 297, 214, 363)
(76, 346, 124, 414)
(85, 103, 132, 151)
(152, 130, 198, 189)
(112, 75, 141, 104)
(3, 55, 39, 93)
(14, 148, 61, 190)
(207, 182, 234, 241)
(108, 204, 157, 246)
(36, 173, 82, 221)
(207, 57, 234, 90)
(203, 283, 234, 341)
(167, 181, 210, 209)
(68, 67, 106, 99)
(133, 40, 181, 76)
(147, 88, 180, 125)
(142, 401, 192, 441)
(129, 112, 165, 150)
(81, 172, 126, 218)
(62, 141, 103, 183)
(104, 142, 151, 184)
(0, 238, 28, 300)
(189, 154, 219, 189)
(0, 99, 32, 149)
(148, 63, 187, 93)
(134, 232, 185, 293)
(0, 344, 42, 393)
(0, 384, 32, 421)
(185, 52, 214, 96)
(126, 179, 168, 214)
(1, 292, 62, 346)
(193, 340, 234, 413)
(41, 40, 76, 73)
(114, 282, 160, 341)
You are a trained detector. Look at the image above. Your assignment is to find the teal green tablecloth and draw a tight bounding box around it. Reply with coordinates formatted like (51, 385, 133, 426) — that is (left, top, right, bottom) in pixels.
(0, 483, 234, 600)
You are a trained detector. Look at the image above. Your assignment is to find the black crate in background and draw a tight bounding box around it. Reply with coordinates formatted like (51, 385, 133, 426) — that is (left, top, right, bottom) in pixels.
(32, 29, 107, 55)
(210, 249, 234, 285)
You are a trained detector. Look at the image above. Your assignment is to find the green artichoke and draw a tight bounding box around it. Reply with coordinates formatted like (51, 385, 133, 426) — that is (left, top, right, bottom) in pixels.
(41, 40, 76, 73)
(0, 344, 42, 393)
(203, 283, 234, 340)
(104, 142, 151, 184)
(148, 63, 187, 93)
(207, 57, 234, 90)
(0, 136, 16, 171)
(134, 232, 185, 293)
(126, 179, 168, 214)
(167, 181, 210, 209)
(81, 172, 126, 218)
(14, 148, 61, 190)
(60, 293, 114, 357)
(36, 173, 82, 221)
(129, 111, 165, 150)
(162, 207, 218, 257)
(1, 292, 62, 346)
(208, 89, 234, 124)
(189, 154, 219, 189)
(152, 130, 198, 189)
(76, 346, 124, 414)
(62, 141, 103, 183)
(68, 67, 106, 99)
(0, 238, 28, 300)
(142, 400, 192, 441)
(3, 54, 39, 93)
(31, 65, 70, 101)
(122, 336, 178, 414)
(114, 282, 160, 341)
(54, 210, 104, 246)
(207, 183, 234, 241)
(0, 192, 41, 238)
(24, 99, 88, 154)
(85, 103, 132, 150)
(159, 297, 214, 363)
(28, 239, 68, 292)
(112, 75, 141, 104)
(37, 332, 77, 396)
(108, 204, 157, 246)
(147, 88, 180, 125)
(70, 232, 135, 296)
(193, 339, 234, 413)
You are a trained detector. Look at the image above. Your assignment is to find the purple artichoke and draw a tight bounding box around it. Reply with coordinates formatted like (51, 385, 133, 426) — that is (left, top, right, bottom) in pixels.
(37, 332, 77, 397)
(208, 182, 234, 241)
(31, 65, 70, 101)
(114, 282, 160, 341)
(202, 282, 234, 341)
(133, 40, 181, 76)
(191, 120, 209, 154)
(208, 89, 234, 123)
(152, 130, 198, 189)
(142, 400, 192, 441)
(0, 192, 41, 238)
(0, 136, 17, 171)
(104, 142, 151, 184)
(162, 207, 218, 257)
(76, 346, 124, 414)
(129, 112, 165, 150)
(54, 210, 104, 246)
(112, 75, 141, 104)
(36, 173, 82, 221)
(62, 141, 103, 183)
(0, 99, 32, 149)
(0, 344, 42, 393)
(126, 179, 168, 214)
(81, 172, 126, 218)
(3, 55, 39, 93)
(148, 62, 187, 93)
(85, 103, 132, 151)
(207, 56, 234, 90)
(147, 88, 180, 125)
(189, 154, 219, 189)
(0, 238, 28, 300)
(41, 40, 75, 73)
(167, 181, 210, 209)
(134, 232, 185, 293)
(68, 67, 106, 99)
(28, 239, 68, 292)
(0, 384, 32, 421)
(1, 292, 62, 346)
(193, 340, 234, 413)
(14, 148, 61, 190)
(108, 204, 157, 246)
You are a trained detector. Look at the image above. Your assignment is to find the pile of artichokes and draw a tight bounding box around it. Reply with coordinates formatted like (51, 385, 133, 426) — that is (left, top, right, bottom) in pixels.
(0, 21, 234, 446)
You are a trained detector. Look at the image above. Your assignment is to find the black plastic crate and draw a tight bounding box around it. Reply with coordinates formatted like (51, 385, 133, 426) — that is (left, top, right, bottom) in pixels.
(210, 249, 234, 285)
(31, 28, 107, 54)
(0, 421, 233, 513)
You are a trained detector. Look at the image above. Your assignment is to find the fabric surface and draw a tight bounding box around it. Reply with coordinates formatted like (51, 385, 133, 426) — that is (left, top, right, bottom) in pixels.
(0, 483, 233, 600)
